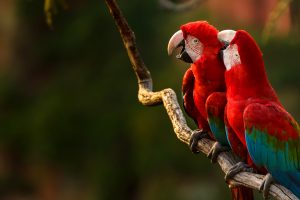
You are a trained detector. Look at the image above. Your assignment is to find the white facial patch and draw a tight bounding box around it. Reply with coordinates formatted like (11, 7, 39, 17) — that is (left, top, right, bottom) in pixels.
(185, 35, 203, 62)
(223, 44, 241, 70)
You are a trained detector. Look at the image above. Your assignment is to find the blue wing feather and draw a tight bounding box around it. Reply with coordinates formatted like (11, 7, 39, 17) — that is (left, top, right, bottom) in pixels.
(206, 92, 229, 147)
(245, 127, 300, 170)
(208, 115, 229, 146)
(244, 103, 300, 198)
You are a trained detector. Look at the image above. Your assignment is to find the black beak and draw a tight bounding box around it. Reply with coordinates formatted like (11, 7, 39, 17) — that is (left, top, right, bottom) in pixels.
(219, 50, 224, 61)
(219, 42, 230, 61)
(176, 40, 193, 63)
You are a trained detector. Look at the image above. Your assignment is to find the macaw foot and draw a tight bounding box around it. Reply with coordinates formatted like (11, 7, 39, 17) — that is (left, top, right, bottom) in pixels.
(189, 129, 209, 154)
(259, 173, 274, 199)
(225, 162, 254, 181)
(207, 142, 230, 163)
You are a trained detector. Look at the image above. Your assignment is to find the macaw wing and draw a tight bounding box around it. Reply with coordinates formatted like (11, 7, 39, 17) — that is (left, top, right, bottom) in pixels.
(224, 105, 248, 160)
(206, 92, 229, 146)
(244, 102, 300, 171)
(182, 68, 198, 125)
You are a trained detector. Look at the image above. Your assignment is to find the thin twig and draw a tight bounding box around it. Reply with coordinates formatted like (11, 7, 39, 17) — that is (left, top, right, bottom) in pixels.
(44, 0, 56, 28)
(104, 0, 298, 199)
(44, 0, 69, 28)
(262, 0, 292, 43)
(158, 0, 206, 12)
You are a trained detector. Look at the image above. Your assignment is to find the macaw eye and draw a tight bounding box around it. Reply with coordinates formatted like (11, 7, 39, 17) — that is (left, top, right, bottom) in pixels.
(192, 38, 199, 44)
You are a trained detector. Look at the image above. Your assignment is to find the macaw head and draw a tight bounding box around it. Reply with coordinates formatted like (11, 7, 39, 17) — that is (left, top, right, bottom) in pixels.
(168, 21, 222, 63)
(217, 30, 263, 71)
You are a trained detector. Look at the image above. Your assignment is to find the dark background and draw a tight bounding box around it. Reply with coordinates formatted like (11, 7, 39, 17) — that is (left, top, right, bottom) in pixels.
(0, 0, 299, 199)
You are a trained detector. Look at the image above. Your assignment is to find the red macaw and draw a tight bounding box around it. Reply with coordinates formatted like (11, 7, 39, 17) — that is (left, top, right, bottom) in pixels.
(168, 21, 253, 200)
(218, 30, 300, 198)
(168, 21, 226, 151)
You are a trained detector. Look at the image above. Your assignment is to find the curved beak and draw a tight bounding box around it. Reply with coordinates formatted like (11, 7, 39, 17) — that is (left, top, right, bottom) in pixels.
(167, 30, 193, 63)
(167, 30, 184, 55)
(217, 30, 236, 46)
(218, 30, 237, 60)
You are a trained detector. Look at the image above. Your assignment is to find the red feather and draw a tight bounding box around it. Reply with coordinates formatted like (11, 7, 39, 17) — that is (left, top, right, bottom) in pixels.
(224, 30, 278, 172)
(244, 102, 299, 141)
(181, 21, 225, 131)
(181, 22, 254, 199)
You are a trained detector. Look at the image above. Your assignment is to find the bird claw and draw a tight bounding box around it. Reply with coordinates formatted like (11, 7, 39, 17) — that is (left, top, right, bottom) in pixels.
(225, 162, 254, 181)
(189, 129, 208, 154)
(207, 142, 230, 163)
(259, 173, 274, 199)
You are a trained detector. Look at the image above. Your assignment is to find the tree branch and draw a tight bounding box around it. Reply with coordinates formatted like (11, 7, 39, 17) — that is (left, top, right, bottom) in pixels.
(104, 0, 298, 199)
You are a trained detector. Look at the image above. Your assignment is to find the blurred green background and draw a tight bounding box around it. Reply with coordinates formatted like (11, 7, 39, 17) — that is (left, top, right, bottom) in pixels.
(0, 0, 299, 199)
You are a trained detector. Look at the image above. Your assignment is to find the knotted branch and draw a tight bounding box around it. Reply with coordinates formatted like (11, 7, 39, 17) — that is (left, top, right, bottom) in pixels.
(104, 0, 298, 199)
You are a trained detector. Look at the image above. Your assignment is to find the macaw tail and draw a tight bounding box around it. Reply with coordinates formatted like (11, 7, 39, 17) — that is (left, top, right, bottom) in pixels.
(231, 187, 253, 200)
(271, 171, 300, 198)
